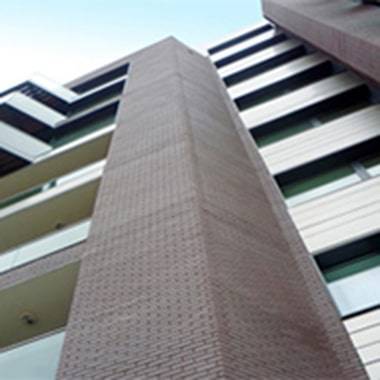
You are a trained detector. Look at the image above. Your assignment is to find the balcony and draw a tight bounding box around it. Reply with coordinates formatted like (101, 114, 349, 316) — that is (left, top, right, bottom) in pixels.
(0, 262, 79, 378)
(0, 219, 90, 273)
(0, 160, 103, 256)
(0, 124, 113, 207)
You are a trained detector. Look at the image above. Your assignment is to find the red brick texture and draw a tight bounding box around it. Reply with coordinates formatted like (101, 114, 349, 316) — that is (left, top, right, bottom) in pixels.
(262, 0, 380, 86)
(56, 38, 367, 379)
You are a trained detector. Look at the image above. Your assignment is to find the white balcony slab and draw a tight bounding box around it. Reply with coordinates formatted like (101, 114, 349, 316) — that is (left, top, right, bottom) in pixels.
(345, 309, 380, 334)
(240, 72, 364, 129)
(207, 21, 270, 54)
(210, 29, 279, 63)
(261, 105, 380, 175)
(0, 121, 52, 161)
(366, 361, 380, 380)
(0, 162, 103, 220)
(228, 53, 327, 100)
(30, 74, 78, 102)
(0, 220, 90, 273)
(350, 323, 380, 348)
(0, 92, 65, 127)
(289, 176, 380, 253)
(0, 125, 114, 202)
(219, 39, 302, 79)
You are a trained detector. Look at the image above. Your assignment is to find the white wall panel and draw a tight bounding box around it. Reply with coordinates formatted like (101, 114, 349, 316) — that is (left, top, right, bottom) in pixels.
(228, 53, 327, 100)
(366, 361, 380, 380)
(0, 121, 52, 162)
(0, 93, 65, 127)
(218, 40, 302, 79)
(241, 72, 363, 129)
(345, 309, 380, 333)
(344, 308, 380, 379)
(261, 105, 380, 175)
(210, 29, 279, 63)
(289, 177, 380, 253)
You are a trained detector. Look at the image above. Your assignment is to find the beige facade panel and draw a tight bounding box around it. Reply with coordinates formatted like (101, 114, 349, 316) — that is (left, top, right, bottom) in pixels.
(210, 29, 279, 63)
(261, 105, 380, 175)
(241, 72, 363, 129)
(218, 39, 302, 78)
(228, 52, 327, 99)
(290, 177, 380, 253)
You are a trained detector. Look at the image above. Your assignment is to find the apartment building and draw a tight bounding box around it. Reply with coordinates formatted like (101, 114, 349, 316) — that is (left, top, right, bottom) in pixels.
(208, 1, 380, 378)
(0, 1, 378, 379)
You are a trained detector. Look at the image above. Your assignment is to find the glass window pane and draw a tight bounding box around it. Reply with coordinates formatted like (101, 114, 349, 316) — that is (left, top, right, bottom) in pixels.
(282, 165, 360, 206)
(324, 252, 380, 282)
(256, 119, 314, 147)
(0, 332, 65, 380)
(328, 265, 380, 316)
(317, 100, 370, 124)
(50, 114, 115, 147)
(362, 153, 380, 177)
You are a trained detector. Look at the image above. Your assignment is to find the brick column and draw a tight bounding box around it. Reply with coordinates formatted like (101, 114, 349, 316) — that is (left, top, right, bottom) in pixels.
(57, 38, 367, 379)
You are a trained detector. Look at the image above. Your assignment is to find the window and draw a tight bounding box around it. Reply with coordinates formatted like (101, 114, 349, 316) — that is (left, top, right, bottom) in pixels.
(326, 251, 380, 317)
(254, 98, 370, 148)
(317, 234, 380, 317)
(282, 164, 360, 206)
(0, 160, 105, 211)
(70, 63, 128, 94)
(0, 263, 79, 379)
(324, 253, 380, 283)
(255, 118, 315, 147)
(0, 332, 65, 380)
(281, 150, 380, 207)
(50, 113, 115, 148)
(362, 153, 380, 177)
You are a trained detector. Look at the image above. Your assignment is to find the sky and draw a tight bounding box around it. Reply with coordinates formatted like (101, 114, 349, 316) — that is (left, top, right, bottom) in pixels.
(0, 0, 263, 90)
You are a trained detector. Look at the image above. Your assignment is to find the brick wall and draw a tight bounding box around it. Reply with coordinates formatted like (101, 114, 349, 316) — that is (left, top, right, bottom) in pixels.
(262, 0, 380, 86)
(56, 38, 367, 379)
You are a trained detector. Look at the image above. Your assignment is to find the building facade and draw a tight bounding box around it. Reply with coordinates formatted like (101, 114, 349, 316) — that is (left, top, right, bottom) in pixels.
(0, 1, 378, 379)
(208, 1, 380, 378)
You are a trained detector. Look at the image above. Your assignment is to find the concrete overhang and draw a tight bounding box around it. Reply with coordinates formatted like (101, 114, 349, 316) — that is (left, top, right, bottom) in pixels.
(262, 0, 380, 85)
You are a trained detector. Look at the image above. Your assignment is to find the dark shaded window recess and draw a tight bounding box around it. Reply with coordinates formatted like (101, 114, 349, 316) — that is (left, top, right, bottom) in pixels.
(223, 45, 306, 87)
(0, 82, 71, 115)
(235, 61, 333, 111)
(0, 149, 28, 178)
(276, 137, 380, 205)
(70, 63, 129, 94)
(0, 104, 54, 142)
(70, 79, 125, 115)
(49, 102, 118, 147)
(361, 0, 380, 5)
(250, 86, 370, 147)
(208, 24, 272, 55)
(214, 34, 287, 69)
